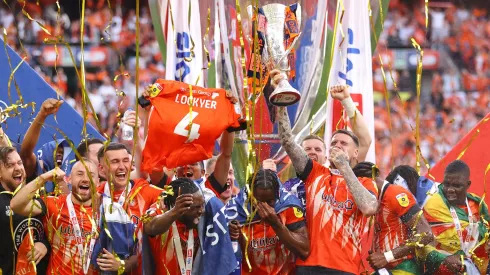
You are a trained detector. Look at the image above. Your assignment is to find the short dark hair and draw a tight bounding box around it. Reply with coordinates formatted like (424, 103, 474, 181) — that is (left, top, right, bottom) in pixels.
(250, 169, 280, 199)
(301, 134, 326, 149)
(332, 129, 360, 147)
(97, 143, 131, 161)
(386, 165, 419, 195)
(353, 161, 379, 178)
(76, 138, 104, 160)
(0, 147, 17, 165)
(445, 160, 470, 179)
(165, 178, 200, 208)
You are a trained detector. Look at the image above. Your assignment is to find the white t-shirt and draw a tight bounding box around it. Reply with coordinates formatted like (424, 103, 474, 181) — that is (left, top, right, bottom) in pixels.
(431, 10, 445, 29)
(88, 92, 105, 116)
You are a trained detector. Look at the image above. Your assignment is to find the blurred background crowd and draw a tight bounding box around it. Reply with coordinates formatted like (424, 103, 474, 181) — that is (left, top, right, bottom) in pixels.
(1, 0, 489, 177)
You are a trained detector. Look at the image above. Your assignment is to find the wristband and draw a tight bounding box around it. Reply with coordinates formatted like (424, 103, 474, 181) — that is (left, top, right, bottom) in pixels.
(226, 120, 247, 132)
(118, 259, 126, 275)
(138, 96, 151, 108)
(341, 97, 357, 118)
(384, 250, 395, 263)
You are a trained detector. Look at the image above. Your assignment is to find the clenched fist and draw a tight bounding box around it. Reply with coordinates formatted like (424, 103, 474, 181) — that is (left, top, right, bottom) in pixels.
(39, 98, 63, 118)
(329, 85, 350, 101)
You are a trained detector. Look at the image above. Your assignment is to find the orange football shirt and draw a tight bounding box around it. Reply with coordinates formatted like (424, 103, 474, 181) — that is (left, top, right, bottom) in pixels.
(42, 195, 97, 275)
(243, 207, 305, 275)
(142, 79, 241, 171)
(145, 202, 199, 275)
(297, 160, 378, 274)
(374, 184, 421, 268)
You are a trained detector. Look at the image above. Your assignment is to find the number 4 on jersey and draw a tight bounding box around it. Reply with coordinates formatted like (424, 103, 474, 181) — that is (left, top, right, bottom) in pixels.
(173, 111, 201, 143)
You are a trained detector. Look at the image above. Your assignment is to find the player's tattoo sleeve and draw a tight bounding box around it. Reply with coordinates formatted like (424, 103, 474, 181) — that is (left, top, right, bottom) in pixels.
(337, 160, 378, 215)
(277, 107, 309, 175)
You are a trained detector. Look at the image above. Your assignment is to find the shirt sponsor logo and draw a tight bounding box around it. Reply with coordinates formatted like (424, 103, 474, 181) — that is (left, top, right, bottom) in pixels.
(250, 236, 280, 250)
(322, 194, 354, 211)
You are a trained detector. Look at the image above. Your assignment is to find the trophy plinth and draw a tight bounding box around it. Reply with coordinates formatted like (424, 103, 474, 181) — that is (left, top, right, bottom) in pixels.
(269, 79, 301, 106)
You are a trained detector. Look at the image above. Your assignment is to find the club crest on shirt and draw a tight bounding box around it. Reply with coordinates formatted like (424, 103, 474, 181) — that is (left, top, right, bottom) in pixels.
(396, 193, 409, 207)
(150, 83, 163, 97)
(293, 207, 303, 218)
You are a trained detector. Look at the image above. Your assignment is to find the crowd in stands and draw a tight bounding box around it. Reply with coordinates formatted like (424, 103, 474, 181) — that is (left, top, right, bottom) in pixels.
(374, 0, 490, 176)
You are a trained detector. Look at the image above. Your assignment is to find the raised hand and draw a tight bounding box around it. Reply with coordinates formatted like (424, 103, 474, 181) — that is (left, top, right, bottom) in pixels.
(329, 85, 350, 101)
(170, 187, 194, 217)
(39, 167, 66, 184)
(262, 159, 278, 172)
(39, 98, 63, 118)
(143, 84, 152, 98)
(121, 110, 141, 128)
(225, 90, 238, 104)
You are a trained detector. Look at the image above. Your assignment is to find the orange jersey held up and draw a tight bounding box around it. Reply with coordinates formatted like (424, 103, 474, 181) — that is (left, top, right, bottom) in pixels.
(297, 160, 378, 274)
(142, 79, 241, 171)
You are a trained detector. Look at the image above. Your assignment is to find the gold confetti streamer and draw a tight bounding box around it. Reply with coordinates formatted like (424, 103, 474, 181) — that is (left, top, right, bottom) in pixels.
(234, 0, 248, 95)
(235, 0, 253, 269)
(411, 38, 424, 174)
(240, 1, 263, 270)
(101, 0, 114, 41)
(127, 0, 141, 199)
(1, 1, 28, 58)
(202, 8, 211, 69)
(19, 0, 52, 36)
(0, 102, 36, 124)
(368, 1, 395, 168)
(79, 0, 89, 142)
(42, 38, 108, 139)
(2, 28, 26, 106)
(184, 2, 196, 63)
(425, 0, 429, 29)
(51, 0, 62, 103)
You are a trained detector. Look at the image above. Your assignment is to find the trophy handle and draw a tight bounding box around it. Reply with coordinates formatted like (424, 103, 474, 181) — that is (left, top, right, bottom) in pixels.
(271, 33, 302, 70)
